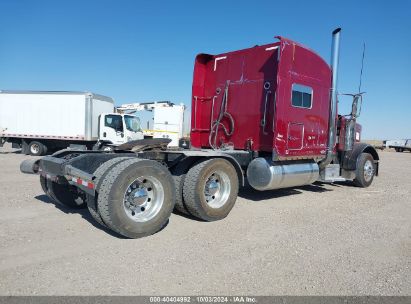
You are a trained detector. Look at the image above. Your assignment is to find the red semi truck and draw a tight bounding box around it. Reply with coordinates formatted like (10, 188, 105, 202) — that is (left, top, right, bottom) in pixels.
(21, 29, 379, 238)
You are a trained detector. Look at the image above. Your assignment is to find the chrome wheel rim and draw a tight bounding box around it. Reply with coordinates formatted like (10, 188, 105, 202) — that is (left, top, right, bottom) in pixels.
(30, 143, 40, 154)
(203, 171, 231, 209)
(363, 160, 374, 182)
(123, 176, 164, 222)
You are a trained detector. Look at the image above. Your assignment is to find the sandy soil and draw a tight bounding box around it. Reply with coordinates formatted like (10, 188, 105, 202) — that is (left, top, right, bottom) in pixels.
(0, 143, 410, 295)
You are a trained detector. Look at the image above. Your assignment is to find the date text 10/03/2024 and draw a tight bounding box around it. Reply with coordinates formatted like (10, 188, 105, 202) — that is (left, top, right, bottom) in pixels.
(149, 296, 257, 303)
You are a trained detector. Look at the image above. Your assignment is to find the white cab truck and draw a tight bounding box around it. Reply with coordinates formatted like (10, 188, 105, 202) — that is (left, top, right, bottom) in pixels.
(0, 91, 143, 155)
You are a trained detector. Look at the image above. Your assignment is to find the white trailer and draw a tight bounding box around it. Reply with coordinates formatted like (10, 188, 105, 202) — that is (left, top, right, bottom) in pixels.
(0, 91, 144, 155)
(386, 139, 411, 152)
(384, 139, 407, 149)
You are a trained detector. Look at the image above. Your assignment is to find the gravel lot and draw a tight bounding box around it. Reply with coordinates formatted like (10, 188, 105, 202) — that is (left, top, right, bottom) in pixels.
(0, 143, 410, 295)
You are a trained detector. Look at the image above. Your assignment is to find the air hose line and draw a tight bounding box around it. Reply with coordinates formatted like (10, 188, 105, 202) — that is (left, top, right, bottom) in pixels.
(209, 80, 235, 149)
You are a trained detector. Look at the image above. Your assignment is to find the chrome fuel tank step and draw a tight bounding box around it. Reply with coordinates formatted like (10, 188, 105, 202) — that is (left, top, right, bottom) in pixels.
(246, 158, 319, 191)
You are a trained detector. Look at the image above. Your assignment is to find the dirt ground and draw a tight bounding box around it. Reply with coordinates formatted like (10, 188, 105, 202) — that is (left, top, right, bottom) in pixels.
(0, 143, 410, 296)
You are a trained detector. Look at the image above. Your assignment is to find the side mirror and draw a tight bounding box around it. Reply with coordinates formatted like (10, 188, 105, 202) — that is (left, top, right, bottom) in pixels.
(351, 94, 363, 118)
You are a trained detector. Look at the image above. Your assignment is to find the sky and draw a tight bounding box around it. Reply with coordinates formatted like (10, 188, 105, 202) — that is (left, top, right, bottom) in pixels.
(0, 0, 410, 139)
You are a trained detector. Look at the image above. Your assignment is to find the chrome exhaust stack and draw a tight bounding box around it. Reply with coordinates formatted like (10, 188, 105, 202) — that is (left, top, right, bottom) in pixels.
(319, 27, 341, 169)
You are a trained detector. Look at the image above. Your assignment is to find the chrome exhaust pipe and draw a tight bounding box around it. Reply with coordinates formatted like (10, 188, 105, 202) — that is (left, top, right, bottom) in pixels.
(320, 27, 341, 169)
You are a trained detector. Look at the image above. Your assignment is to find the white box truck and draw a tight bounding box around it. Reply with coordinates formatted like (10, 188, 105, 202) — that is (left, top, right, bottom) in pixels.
(0, 91, 144, 155)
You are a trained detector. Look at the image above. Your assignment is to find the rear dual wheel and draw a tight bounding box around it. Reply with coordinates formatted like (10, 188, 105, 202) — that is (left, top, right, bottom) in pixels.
(85, 157, 133, 227)
(29, 141, 47, 156)
(97, 159, 175, 238)
(181, 158, 239, 221)
(170, 163, 190, 215)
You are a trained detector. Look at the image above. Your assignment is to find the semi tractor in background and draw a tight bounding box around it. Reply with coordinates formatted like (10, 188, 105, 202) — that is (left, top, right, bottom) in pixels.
(0, 91, 144, 155)
(21, 28, 380, 239)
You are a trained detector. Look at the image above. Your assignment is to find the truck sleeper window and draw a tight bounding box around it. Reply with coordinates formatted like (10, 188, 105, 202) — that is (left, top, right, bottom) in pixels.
(291, 84, 313, 109)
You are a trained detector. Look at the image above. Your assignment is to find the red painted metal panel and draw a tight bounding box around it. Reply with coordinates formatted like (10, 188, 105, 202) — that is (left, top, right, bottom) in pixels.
(287, 123, 304, 150)
(190, 36, 332, 159)
(273, 38, 331, 158)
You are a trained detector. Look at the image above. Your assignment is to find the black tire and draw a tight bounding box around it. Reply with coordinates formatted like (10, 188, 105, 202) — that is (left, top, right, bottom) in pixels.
(40, 175, 50, 196)
(29, 141, 47, 156)
(171, 163, 190, 215)
(40, 175, 61, 204)
(46, 177, 86, 208)
(97, 158, 175, 238)
(86, 157, 132, 227)
(183, 158, 239, 221)
(21, 140, 30, 155)
(353, 153, 375, 188)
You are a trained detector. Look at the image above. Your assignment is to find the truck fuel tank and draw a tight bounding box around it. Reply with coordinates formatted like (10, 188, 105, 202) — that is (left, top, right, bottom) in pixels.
(246, 158, 319, 191)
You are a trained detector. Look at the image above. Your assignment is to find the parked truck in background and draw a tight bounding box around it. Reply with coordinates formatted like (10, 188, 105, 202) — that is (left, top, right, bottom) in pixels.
(21, 28, 380, 239)
(0, 91, 144, 155)
(117, 101, 187, 147)
(386, 139, 411, 152)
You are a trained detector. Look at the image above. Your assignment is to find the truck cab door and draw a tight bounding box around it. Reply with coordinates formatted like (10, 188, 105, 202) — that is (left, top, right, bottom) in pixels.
(122, 114, 144, 142)
(99, 114, 125, 145)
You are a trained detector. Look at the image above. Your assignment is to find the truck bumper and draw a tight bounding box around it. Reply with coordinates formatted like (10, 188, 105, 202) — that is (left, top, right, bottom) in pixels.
(42, 156, 96, 195)
(20, 154, 96, 195)
(21, 150, 137, 196)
